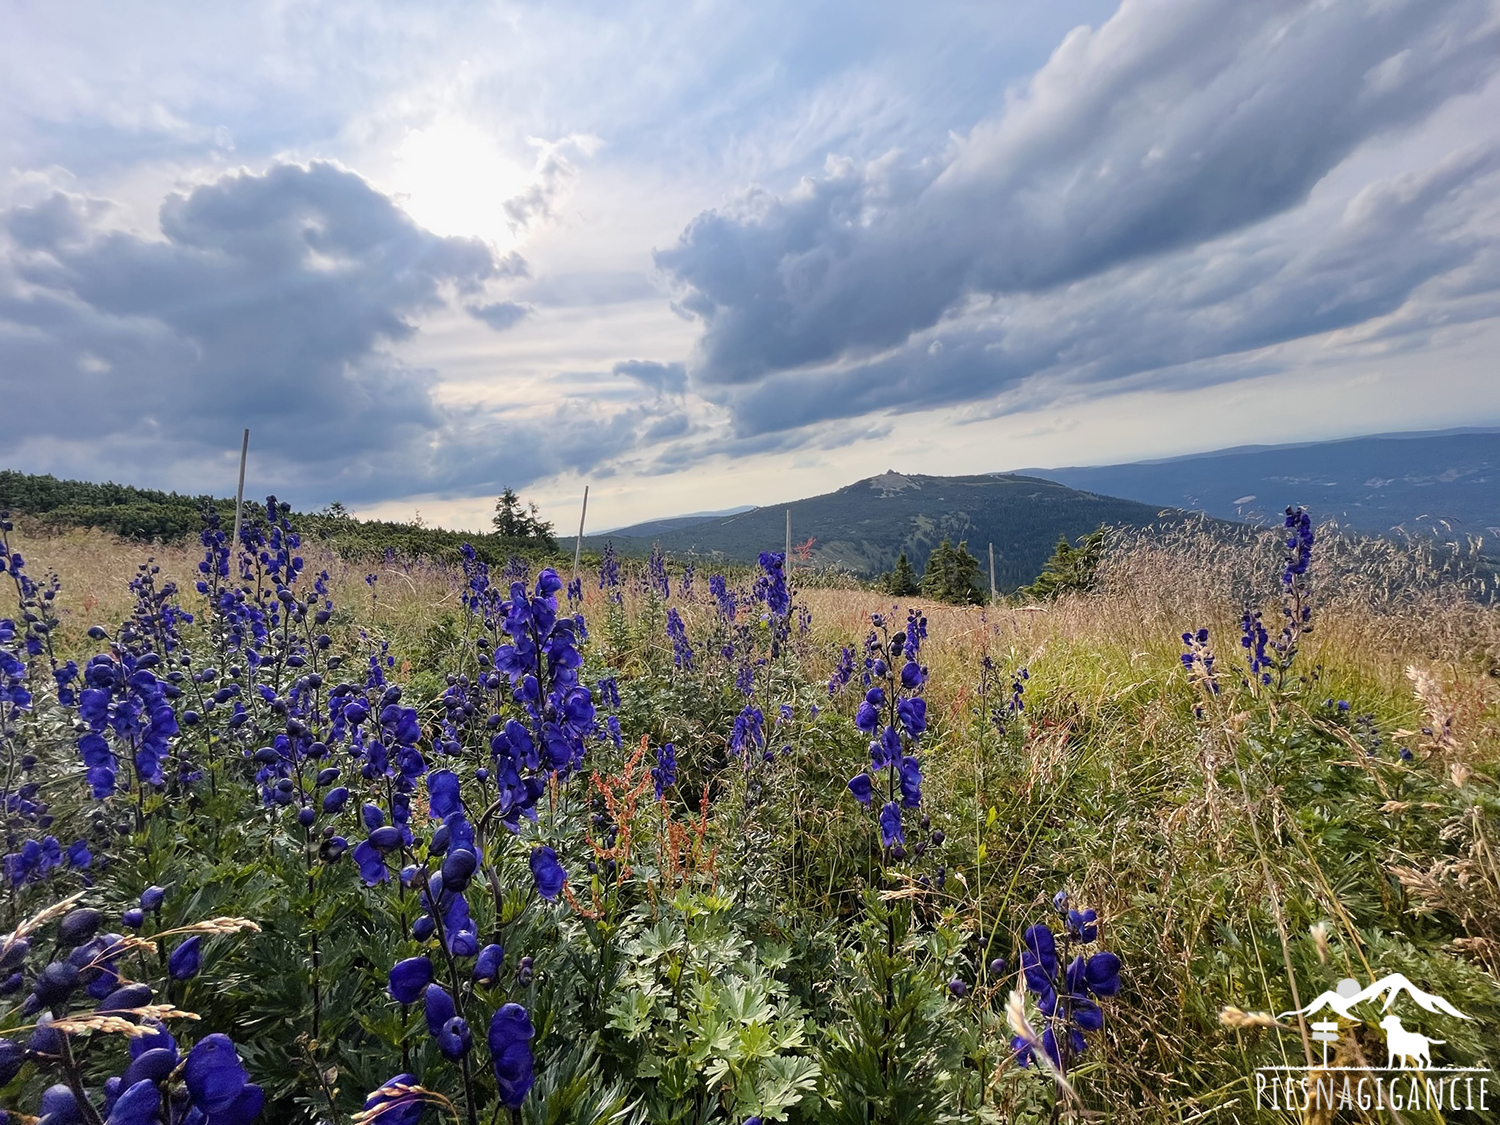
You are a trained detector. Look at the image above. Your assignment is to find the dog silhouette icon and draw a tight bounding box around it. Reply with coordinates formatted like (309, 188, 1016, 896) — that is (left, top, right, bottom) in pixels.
(1379, 1015, 1444, 1070)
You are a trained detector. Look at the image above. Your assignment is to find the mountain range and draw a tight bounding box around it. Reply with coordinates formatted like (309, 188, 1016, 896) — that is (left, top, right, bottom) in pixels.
(1023, 429, 1500, 537)
(569, 471, 1176, 586)
(573, 429, 1500, 583)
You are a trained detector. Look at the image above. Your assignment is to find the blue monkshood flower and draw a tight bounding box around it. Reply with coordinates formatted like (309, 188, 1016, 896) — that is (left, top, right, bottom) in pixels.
(168, 937, 201, 980)
(598, 541, 621, 593)
(441, 849, 478, 892)
(58, 908, 102, 946)
(897, 697, 927, 737)
(40, 1085, 82, 1122)
(389, 956, 433, 1004)
(122, 909, 144, 930)
(362, 803, 385, 830)
(827, 645, 855, 696)
(423, 983, 456, 1036)
(0, 1038, 21, 1085)
(438, 1016, 472, 1061)
(652, 743, 677, 799)
(754, 552, 790, 618)
(1014, 916, 1121, 1075)
(879, 802, 904, 849)
(474, 944, 504, 983)
(130, 1020, 176, 1060)
(729, 705, 764, 757)
(854, 700, 879, 734)
(322, 787, 349, 813)
(362, 1076, 425, 1125)
(1066, 909, 1099, 942)
(1241, 610, 1272, 684)
(666, 608, 694, 670)
(708, 574, 736, 620)
(107, 1078, 163, 1125)
(428, 770, 460, 818)
(899, 756, 922, 808)
(101, 983, 153, 1014)
(530, 847, 565, 900)
(183, 1033, 264, 1123)
(1083, 951, 1121, 995)
(488, 1004, 536, 1109)
(948, 978, 968, 998)
(1282, 506, 1314, 586)
(1021, 924, 1057, 990)
(353, 841, 390, 886)
(647, 545, 670, 599)
(870, 726, 901, 768)
(368, 826, 403, 851)
(847, 773, 873, 806)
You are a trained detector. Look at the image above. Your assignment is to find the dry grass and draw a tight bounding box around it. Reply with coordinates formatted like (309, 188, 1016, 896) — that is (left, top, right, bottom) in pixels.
(14, 519, 1498, 734)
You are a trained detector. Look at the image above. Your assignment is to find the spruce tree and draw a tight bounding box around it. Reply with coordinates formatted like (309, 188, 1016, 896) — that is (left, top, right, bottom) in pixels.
(1021, 526, 1107, 599)
(887, 552, 920, 596)
(491, 488, 557, 550)
(920, 539, 983, 604)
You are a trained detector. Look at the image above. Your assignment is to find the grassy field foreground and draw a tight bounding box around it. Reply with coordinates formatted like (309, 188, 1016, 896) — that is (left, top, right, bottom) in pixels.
(0, 508, 1497, 1123)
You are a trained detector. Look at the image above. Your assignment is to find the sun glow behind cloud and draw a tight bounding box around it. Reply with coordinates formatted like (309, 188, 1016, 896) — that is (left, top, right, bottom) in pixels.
(391, 117, 532, 249)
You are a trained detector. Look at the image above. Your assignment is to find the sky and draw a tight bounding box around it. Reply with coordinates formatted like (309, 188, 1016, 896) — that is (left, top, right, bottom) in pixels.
(3, 0, 1499, 532)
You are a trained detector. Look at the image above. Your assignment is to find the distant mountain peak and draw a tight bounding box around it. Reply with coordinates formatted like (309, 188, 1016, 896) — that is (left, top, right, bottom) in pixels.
(868, 471, 920, 495)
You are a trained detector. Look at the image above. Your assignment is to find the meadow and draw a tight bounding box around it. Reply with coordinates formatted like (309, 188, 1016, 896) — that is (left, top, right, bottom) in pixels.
(0, 500, 1497, 1124)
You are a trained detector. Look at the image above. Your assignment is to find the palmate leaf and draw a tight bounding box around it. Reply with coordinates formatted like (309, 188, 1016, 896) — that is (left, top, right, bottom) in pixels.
(631, 918, 683, 965)
(721, 976, 774, 1026)
(752, 1054, 822, 1119)
(735, 1019, 777, 1064)
(685, 1006, 737, 1063)
(606, 987, 656, 1038)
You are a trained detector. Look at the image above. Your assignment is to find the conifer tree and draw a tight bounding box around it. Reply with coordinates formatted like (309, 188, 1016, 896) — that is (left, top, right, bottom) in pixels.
(920, 539, 983, 604)
(887, 552, 920, 596)
(1021, 526, 1107, 600)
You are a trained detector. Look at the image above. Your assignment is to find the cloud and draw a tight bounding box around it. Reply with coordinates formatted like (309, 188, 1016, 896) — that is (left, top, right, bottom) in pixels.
(612, 359, 687, 396)
(502, 136, 597, 235)
(719, 142, 1500, 434)
(0, 160, 672, 502)
(467, 299, 532, 331)
(656, 0, 1500, 429)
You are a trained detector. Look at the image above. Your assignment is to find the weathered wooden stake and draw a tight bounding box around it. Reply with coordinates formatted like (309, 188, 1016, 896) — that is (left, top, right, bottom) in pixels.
(988, 542, 997, 603)
(785, 509, 792, 568)
(571, 485, 589, 585)
(231, 428, 249, 558)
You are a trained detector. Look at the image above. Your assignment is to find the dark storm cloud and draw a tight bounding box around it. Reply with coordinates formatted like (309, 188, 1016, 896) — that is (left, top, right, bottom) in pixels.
(656, 0, 1500, 429)
(0, 161, 669, 502)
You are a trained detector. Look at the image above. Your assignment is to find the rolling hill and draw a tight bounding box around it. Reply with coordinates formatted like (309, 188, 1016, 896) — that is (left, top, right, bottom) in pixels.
(570, 471, 1178, 586)
(1024, 429, 1500, 537)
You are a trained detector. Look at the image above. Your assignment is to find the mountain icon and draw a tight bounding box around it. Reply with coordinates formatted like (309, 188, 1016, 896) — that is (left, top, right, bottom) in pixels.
(1279, 974, 1472, 1023)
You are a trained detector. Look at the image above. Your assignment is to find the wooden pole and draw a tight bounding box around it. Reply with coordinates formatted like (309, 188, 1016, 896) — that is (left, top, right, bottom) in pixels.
(785, 509, 792, 565)
(988, 542, 997, 604)
(231, 428, 249, 561)
(571, 485, 589, 585)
